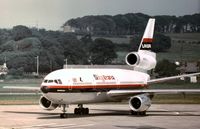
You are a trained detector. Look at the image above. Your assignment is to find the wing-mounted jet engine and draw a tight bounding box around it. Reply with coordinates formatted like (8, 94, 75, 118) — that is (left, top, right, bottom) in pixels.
(39, 96, 58, 110)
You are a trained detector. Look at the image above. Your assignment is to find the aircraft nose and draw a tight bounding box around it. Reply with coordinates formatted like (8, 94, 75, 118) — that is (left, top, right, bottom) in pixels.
(40, 86, 49, 93)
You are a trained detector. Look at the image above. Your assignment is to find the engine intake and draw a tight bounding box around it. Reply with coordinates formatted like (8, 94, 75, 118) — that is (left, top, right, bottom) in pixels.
(125, 52, 139, 66)
(125, 51, 156, 70)
(129, 94, 151, 112)
(39, 96, 58, 110)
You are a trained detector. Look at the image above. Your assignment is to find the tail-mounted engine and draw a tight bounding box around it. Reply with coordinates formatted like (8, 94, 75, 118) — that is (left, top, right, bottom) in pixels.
(39, 96, 58, 110)
(129, 94, 151, 112)
(125, 50, 156, 70)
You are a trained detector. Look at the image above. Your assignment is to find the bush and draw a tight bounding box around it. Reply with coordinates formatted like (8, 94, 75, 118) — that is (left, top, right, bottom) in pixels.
(8, 67, 24, 76)
(155, 59, 180, 77)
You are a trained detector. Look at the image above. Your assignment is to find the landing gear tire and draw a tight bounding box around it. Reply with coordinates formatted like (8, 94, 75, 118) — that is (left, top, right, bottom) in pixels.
(74, 108, 79, 115)
(74, 107, 89, 115)
(85, 108, 89, 114)
(60, 113, 68, 118)
(130, 110, 146, 116)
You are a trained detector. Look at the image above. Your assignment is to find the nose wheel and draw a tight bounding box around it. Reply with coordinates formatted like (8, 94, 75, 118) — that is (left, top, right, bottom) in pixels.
(74, 104, 89, 115)
(60, 104, 68, 118)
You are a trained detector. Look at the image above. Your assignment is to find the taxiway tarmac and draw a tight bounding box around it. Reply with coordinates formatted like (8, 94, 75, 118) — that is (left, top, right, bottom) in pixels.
(0, 104, 200, 129)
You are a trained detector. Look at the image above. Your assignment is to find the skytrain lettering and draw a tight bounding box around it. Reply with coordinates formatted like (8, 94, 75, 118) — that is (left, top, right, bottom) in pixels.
(93, 74, 115, 81)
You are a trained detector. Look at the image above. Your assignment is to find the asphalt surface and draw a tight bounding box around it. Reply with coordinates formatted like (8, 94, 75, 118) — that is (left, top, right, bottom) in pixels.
(0, 104, 200, 129)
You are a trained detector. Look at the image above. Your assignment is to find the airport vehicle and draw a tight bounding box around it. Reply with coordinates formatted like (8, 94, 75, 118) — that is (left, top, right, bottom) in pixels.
(5, 18, 200, 118)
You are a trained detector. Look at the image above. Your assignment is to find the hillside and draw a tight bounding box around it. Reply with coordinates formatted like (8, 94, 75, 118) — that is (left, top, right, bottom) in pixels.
(157, 33, 200, 61)
(112, 33, 200, 63)
(64, 13, 200, 35)
(0, 13, 199, 74)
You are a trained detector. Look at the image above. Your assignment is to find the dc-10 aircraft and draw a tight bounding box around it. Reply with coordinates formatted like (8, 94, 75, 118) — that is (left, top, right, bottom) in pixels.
(5, 18, 200, 118)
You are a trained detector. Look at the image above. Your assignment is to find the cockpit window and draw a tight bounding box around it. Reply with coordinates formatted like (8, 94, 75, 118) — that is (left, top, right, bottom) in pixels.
(58, 79, 62, 84)
(43, 79, 62, 84)
(48, 80, 54, 83)
(54, 80, 58, 84)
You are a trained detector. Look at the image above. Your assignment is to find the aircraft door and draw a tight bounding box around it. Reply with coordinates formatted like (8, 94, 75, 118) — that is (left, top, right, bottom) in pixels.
(68, 80, 72, 90)
(117, 79, 120, 89)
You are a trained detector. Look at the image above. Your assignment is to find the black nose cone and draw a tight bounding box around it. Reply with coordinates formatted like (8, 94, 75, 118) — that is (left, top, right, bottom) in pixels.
(40, 86, 49, 93)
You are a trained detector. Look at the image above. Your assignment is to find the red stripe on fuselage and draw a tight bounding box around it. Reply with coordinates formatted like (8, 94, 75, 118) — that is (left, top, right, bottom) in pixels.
(143, 38, 153, 43)
(44, 84, 147, 89)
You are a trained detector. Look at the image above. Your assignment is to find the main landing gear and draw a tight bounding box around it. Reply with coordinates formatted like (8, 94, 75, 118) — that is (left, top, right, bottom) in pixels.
(60, 104, 89, 118)
(74, 104, 89, 115)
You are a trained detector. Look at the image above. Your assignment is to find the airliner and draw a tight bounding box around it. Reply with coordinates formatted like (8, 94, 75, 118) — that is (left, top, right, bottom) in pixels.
(5, 18, 200, 118)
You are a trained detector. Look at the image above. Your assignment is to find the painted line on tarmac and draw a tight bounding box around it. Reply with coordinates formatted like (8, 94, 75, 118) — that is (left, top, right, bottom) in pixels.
(17, 123, 57, 129)
(59, 123, 95, 129)
(18, 123, 95, 129)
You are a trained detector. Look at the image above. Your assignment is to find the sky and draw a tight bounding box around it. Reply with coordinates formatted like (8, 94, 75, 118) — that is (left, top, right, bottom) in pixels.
(0, 0, 199, 30)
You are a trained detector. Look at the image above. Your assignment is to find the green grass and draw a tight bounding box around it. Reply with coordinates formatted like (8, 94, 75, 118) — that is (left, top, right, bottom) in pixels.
(152, 94, 200, 104)
(157, 41, 200, 61)
(150, 82, 200, 89)
(0, 79, 41, 88)
(0, 95, 40, 105)
(150, 82, 200, 104)
(154, 33, 200, 61)
(0, 79, 41, 105)
(165, 33, 200, 41)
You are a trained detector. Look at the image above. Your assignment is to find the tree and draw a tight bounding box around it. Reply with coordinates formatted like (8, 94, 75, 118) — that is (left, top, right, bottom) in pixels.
(63, 40, 88, 64)
(152, 33, 171, 52)
(12, 25, 32, 41)
(89, 38, 117, 64)
(8, 67, 24, 76)
(129, 34, 142, 51)
(129, 33, 171, 52)
(154, 59, 179, 77)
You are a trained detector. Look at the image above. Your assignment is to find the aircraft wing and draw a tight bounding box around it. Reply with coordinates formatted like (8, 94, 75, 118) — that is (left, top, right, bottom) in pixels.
(107, 89, 200, 97)
(108, 72, 200, 97)
(148, 72, 200, 84)
(3, 86, 40, 92)
(0, 92, 41, 95)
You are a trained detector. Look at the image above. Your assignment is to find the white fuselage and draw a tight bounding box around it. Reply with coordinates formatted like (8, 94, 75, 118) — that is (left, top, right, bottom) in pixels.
(40, 69, 150, 104)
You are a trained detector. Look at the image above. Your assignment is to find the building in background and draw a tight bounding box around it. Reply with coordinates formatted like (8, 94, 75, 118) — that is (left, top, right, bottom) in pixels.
(0, 63, 8, 75)
(63, 24, 79, 33)
(179, 61, 200, 83)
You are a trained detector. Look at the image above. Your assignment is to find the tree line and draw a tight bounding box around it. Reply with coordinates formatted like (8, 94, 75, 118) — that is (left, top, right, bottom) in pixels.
(0, 26, 118, 74)
(64, 13, 200, 35)
(0, 25, 171, 75)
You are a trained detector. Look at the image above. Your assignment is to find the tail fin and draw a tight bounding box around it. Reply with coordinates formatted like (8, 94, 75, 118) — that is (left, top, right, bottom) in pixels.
(125, 18, 156, 71)
(138, 18, 155, 51)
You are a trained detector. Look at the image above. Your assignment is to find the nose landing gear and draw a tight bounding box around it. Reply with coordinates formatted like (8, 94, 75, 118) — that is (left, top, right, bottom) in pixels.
(60, 104, 68, 118)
